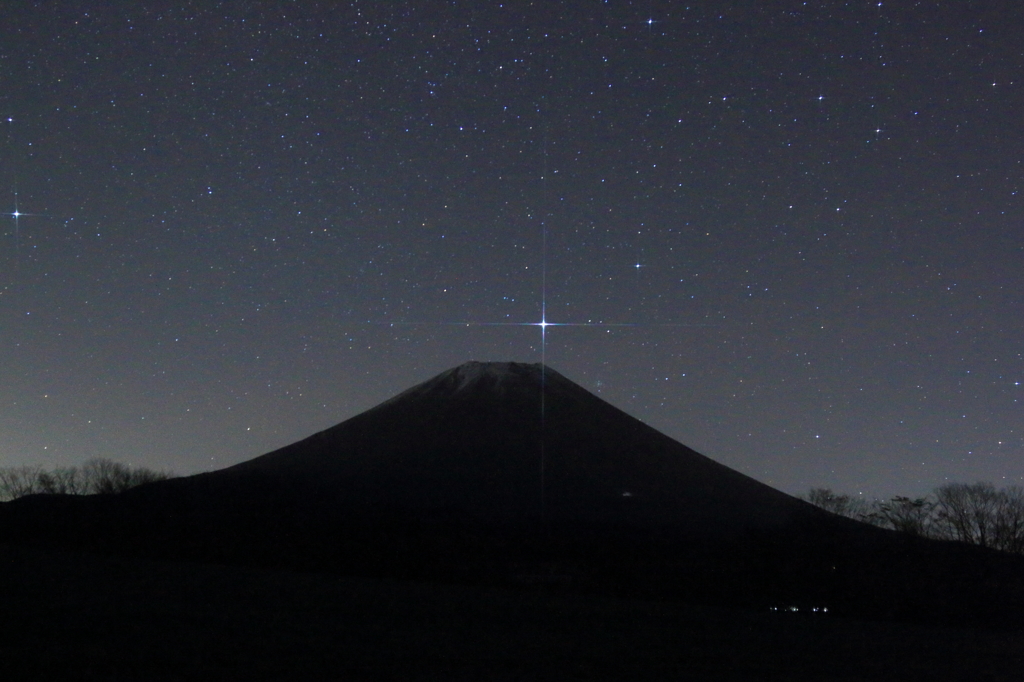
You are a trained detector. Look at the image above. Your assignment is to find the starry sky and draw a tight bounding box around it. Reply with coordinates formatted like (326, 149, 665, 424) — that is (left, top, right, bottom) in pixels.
(1, 1, 1021, 500)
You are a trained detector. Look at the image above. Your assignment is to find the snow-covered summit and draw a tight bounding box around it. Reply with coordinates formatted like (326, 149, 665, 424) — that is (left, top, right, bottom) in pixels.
(378, 361, 555, 406)
(438, 361, 544, 394)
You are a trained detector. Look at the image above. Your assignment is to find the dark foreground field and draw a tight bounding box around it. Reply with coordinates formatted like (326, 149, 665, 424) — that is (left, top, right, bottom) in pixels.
(2, 543, 1021, 681)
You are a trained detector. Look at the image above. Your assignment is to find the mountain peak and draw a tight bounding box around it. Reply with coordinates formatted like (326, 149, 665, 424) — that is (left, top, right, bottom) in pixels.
(446, 360, 543, 389)
(417, 360, 545, 393)
(380, 361, 549, 404)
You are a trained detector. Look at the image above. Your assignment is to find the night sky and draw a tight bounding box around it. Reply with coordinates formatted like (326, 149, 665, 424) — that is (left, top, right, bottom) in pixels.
(1, 2, 1021, 500)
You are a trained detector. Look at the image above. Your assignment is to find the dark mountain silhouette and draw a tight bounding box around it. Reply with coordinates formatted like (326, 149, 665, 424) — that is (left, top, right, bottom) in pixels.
(3, 361, 1024, 627)
(225, 361, 813, 534)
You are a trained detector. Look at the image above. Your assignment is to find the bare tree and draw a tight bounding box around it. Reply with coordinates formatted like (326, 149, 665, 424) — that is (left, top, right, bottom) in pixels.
(864, 496, 936, 536)
(935, 483, 1024, 554)
(803, 482, 1024, 555)
(992, 486, 1024, 554)
(933, 483, 1002, 548)
(803, 488, 934, 532)
(804, 488, 870, 519)
(36, 467, 85, 495)
(82, 458, 134, 494)
(0, 466, 43, 501)
(81, 458, 172, 494)
(0, 459, 173, 501)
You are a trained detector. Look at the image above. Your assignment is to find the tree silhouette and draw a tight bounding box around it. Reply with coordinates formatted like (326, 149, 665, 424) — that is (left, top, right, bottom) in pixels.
(0, 467, 43, 501)
(804, 488, 869, 519)
(0, 459, 174, 501)
(865, 496, 935, 536)
(934, 483, 1024, 553)
(805, 482, 1024, 555)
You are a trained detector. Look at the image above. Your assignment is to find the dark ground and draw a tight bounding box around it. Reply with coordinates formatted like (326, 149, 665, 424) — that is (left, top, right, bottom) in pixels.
(2, 543, 1021, 681)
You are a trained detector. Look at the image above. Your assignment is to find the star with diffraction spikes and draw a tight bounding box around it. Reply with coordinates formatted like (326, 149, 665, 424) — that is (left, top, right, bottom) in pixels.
(4, 119, 52, 264)
(5, 191, 53, 254)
